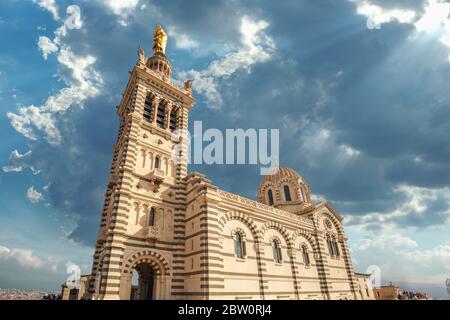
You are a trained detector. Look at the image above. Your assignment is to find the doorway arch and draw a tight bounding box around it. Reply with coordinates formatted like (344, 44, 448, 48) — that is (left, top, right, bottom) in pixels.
(122, 251, 171, 300)
(130, 262, 156, 300)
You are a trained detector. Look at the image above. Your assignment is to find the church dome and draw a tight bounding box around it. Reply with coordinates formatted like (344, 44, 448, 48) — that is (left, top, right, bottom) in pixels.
(257, 167, 312, 210)
(261, 167, 303, 184)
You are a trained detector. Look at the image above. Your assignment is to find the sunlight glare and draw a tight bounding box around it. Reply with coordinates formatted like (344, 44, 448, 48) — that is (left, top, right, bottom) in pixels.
(415, 0, 450, 32)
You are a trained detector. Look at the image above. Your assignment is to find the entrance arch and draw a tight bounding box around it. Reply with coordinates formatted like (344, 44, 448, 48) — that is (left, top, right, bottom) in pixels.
(121, 250, 171, 300)
(131, 262, 156, 300)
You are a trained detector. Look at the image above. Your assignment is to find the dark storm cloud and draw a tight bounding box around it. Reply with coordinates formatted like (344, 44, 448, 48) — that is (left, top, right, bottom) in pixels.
(20, 0, 450, 245)
(182, 0, 450, 222)
(151, 0, 244, 44)
(385, 157, 450, 188)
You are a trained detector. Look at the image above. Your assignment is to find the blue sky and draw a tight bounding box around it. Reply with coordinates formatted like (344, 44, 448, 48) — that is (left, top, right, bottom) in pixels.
(1, 0, 450, 297)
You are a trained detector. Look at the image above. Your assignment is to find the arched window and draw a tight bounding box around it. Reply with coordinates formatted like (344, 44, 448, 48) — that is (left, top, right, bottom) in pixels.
(169, 108, 178, 131)
(234, 232, 246, 259)
(154, 156, 160, 169)
(271, 240, 282, 263)
(327, 236, 340, 257)
(267, 189, 274, 205)
(156, 102, 166, 128)
(333, 240, 340, 257)
(143, 96, 153, 122)
(302, 245, 310, 266)
(149, 207, 155, 226)
(327, 237, 334, 256)
(283, 185, 292, 201)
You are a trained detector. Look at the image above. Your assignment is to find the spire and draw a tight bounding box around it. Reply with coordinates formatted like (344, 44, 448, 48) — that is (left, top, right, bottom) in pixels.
(153, 24, 168, 55)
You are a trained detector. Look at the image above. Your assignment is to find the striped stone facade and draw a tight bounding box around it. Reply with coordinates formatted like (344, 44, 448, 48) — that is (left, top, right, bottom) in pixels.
(88, 38, 370, 300)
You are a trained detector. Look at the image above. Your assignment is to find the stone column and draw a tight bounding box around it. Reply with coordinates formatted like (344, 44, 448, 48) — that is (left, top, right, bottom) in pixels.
(165, 103, 173, 130)
(120, 273, 132, 300)
(154, 274, 161, 300)
(151, 95, 160, 125)
(149, 152, 154, 169)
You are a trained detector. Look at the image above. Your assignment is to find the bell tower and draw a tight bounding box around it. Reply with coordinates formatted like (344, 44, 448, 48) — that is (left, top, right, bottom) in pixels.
(89, 24, 195, 300)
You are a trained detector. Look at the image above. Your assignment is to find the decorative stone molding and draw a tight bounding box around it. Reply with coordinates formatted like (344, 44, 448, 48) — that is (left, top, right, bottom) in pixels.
(218, 190, 314, 227)
(316, 210, 344, 235)
(231, 227, 247, 239)
(123, 250, 170, 275)
(260, 221, 293, 248)
(137, 63, 188, 94)
(291, 229, 318, 253)
(218, 211, 260, 242)
(143, 168, 165, 192)
(143, 226, 161, 239)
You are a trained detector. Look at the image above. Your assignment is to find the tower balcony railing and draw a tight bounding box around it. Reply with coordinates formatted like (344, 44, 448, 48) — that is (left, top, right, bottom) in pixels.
(144, 66, 187, 93)
(148, 168, 165, 179)
(142, 168, 165, 193)
(142, 226, 161, 240)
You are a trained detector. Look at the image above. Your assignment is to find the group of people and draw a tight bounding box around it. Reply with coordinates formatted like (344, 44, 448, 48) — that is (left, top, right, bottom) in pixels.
(41, 293, 95, 300)
(41, 293, 62, 300)
(398, 291, 430, 300)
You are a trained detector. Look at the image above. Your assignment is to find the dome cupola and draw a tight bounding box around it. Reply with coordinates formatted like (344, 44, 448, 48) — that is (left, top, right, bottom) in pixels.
(257, 167, 312, 213)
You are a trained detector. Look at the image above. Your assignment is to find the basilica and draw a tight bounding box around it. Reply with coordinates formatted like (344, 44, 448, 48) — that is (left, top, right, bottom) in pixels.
(87, 25, 374, 300)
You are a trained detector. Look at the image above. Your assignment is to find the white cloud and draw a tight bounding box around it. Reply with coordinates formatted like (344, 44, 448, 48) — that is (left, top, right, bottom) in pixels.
(8, 105, 60, 143)
(27, 186, 44, 204)
(2, 149, 40, 174)
(341, 144, 361, 157)
(102, 0, 140, 26)
(346, 185, 450, 228)
(37, 36, 58, 60)
(2, 165, 23, 173)
(353, 233, 418, 251)
(414, 0, 450, 32)
(345, 185, 450, 283)
(311, 193, 326, 203)
(33, 0, 59, 21)
(178, 16, 275, 109)
(403, 245, 450, 269)
(351, 231, 450, 283)
(355, 1, 416, 26)
(352, 0, 450, 58)
(8, 5, 102, 145)
(167, 25, 199, 50)
(0, 245, 59, 271)
(35, 5, 83, 60)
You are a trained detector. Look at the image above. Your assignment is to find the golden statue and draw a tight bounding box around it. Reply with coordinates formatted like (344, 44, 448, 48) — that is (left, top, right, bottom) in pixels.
(153, 24, 168, 54)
